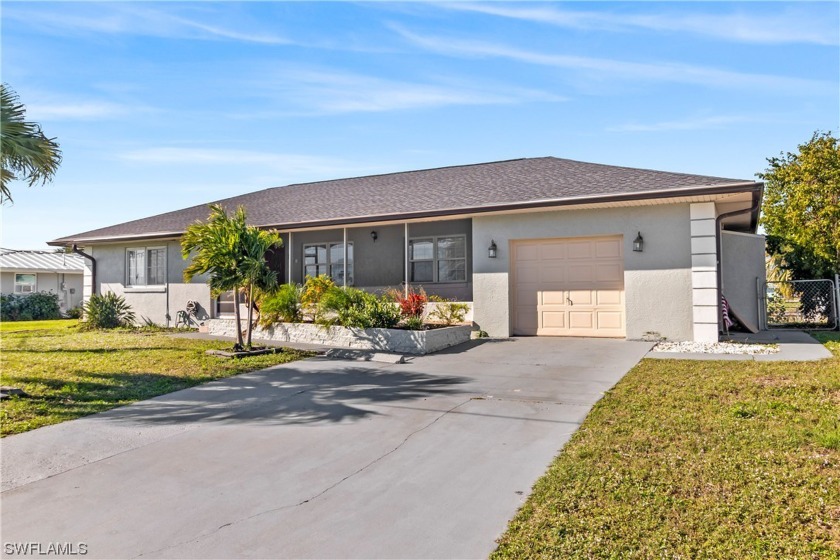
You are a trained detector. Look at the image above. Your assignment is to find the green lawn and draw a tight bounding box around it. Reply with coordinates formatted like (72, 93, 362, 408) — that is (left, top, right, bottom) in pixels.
(0, 322, 312, 436)
(1, 318, 81, 332)
(494, 333, 840, 559)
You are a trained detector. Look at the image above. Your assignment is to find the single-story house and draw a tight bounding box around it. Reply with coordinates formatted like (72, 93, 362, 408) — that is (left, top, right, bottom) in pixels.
(48, 157, 765, 342)
(0, 249, 85, 311)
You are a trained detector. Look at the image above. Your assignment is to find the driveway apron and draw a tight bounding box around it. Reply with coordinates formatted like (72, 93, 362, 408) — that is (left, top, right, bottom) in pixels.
(1, 337, 650, 559)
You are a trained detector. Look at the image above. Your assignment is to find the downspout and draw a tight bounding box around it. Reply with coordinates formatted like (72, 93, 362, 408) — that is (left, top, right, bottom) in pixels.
(71, 244, 96, 296)
(715, 192, 762, 336)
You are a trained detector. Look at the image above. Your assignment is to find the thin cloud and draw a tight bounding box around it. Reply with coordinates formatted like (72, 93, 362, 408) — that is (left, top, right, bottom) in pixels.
(443, 3, 839, 46)
(26, 101, 133, 121)
(118, 148, 380, 179)
(249, 68, 566, 115)
(393, 26, 834, 95)
(608, 115, 758, 133)
(3, 3, 291, 45)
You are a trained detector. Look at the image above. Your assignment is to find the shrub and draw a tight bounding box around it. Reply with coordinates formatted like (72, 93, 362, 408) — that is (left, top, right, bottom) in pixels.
(81, 292, 136, 329)
(260, 283, 302, 326)
(301, 275, 335, 306)
(402, 315, 425, 331)
(428, 296, 470, 326)
(318, 287, 400, 329)
(0, 292, 61, 321)
(65, 306, 83, 319)
(301, 275, 336, 321)
(388, 287, 427, 318)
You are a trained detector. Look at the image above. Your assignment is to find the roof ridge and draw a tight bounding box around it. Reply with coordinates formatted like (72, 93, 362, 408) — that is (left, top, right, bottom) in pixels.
(270, 157, 539, 191)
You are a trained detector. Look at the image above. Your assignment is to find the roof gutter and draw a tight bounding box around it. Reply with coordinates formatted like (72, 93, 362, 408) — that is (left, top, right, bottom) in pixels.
(71, 245, 96, 296)
(715, 190, 762, 338)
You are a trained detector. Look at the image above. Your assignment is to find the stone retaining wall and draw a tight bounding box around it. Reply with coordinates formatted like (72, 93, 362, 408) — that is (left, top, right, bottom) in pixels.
(208, 319, 472, 355)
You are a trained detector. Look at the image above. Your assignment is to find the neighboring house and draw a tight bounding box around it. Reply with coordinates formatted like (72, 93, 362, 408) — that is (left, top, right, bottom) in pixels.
(0, 249, 85, 311)
(48, 157, 765, 342)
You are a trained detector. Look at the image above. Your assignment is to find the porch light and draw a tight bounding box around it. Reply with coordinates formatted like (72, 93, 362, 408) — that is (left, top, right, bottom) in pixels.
(633, 232, 644, 252)
(488, 240, 498, 258)
(370, 230, 378, 242)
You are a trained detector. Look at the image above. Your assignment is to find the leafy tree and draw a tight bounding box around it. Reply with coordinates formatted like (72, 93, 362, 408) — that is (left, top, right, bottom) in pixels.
(181, 204, 282, 349)
(1, 83, 62, 203)
(758, 131, 840, 279)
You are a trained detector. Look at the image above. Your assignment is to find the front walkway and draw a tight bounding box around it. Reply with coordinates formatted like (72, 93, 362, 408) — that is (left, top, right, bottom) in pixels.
(1, 337, 650, 559)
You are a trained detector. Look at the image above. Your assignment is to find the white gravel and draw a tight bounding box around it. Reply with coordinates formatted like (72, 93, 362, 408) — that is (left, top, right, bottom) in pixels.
(652, 341, 780, 355)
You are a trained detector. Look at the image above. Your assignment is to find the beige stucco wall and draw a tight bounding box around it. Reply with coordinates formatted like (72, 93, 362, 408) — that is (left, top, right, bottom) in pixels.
(721, 231, 765, 332)
(472, 203, 695, 341)
(88, 241, 212, 326)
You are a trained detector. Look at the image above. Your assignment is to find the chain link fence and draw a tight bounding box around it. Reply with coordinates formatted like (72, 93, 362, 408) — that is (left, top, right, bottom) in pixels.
(763, 279, 837, 330)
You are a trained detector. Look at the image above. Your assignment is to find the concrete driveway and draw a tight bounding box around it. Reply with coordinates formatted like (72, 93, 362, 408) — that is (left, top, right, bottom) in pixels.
(1, 337, 650, 559)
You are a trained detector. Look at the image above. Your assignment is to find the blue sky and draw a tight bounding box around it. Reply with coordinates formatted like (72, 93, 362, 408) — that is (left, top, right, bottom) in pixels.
(2, 1, 838, 250)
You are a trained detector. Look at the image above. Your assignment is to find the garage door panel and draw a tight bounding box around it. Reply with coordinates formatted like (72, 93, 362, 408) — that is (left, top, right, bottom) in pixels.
(595, 290, 622, 305)
(539, 243, 568, 260)
(567, 241, 593, 259)
(566, 264, 595, 283)
(541, 290, 567, 305)
(515, 264, 541, 282)
(596, 311, 623, 330)
(595, 239, 622, 258)
(568, 290, 592, 305)
(595, 263, 623, 283)
(515, 245, 540, 261)
(568, 311, 594, 329)
(516, 288, 539, 307)
(539, 266, 568, 289)
(541, 311, 566, 329)
(515, 309, 538, 334)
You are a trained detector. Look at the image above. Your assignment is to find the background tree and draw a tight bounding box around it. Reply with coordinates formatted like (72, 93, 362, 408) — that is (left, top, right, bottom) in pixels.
(1, 83, 62, 203)
(759, 131, 840, 279)
(181, 204, 282, 350)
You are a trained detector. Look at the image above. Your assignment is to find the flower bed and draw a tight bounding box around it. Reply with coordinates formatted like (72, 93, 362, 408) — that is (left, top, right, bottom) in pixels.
(208, 319, 472, 355)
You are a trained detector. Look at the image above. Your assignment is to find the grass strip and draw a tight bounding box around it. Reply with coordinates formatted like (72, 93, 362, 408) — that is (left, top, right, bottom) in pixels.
(493, 333, 840, 559)
(1, 321, 312, 436)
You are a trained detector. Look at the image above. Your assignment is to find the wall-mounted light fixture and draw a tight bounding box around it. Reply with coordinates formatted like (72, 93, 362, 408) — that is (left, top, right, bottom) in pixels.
(488, 240, 498, 258)
(370, 230, 378, 242)
(633, 231, 644, 252)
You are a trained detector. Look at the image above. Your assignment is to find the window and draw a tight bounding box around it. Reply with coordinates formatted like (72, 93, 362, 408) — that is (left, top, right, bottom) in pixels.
(215, 290, 249, 316)
(216, 291, 236, 316)
(14, 273, 36, 293)
(126, 247, 166, 286)
(409, 236, 467, 283)
(304, 242, 353, 285)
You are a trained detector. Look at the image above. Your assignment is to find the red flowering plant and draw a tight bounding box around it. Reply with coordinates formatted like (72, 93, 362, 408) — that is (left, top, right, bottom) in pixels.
(387, 286, 428, 318)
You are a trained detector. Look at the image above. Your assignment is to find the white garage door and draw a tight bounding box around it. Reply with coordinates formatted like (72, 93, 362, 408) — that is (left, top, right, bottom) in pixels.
(512, 236, 625, 337)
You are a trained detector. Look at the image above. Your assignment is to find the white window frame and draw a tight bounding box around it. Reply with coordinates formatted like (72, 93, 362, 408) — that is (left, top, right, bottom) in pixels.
(126, 246, 167, 287)
(409, 235, 467, 284)
(14, 273, 37, 294)
(303, 242, 354, 285)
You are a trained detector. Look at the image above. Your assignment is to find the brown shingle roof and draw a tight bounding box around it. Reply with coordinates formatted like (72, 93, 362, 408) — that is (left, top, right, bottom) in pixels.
(50, 157, 758, 245)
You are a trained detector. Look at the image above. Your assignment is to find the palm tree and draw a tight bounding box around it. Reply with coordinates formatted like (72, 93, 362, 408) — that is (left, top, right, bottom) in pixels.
(239, 227, 283, 348)
(181, 204, 282, 350)
(1, 83, 62, 203)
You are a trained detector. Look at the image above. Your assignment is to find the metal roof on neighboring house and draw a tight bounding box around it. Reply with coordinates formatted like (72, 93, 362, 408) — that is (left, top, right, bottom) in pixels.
(49, 156, 762, 245)
(0, 249, 85, 273)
